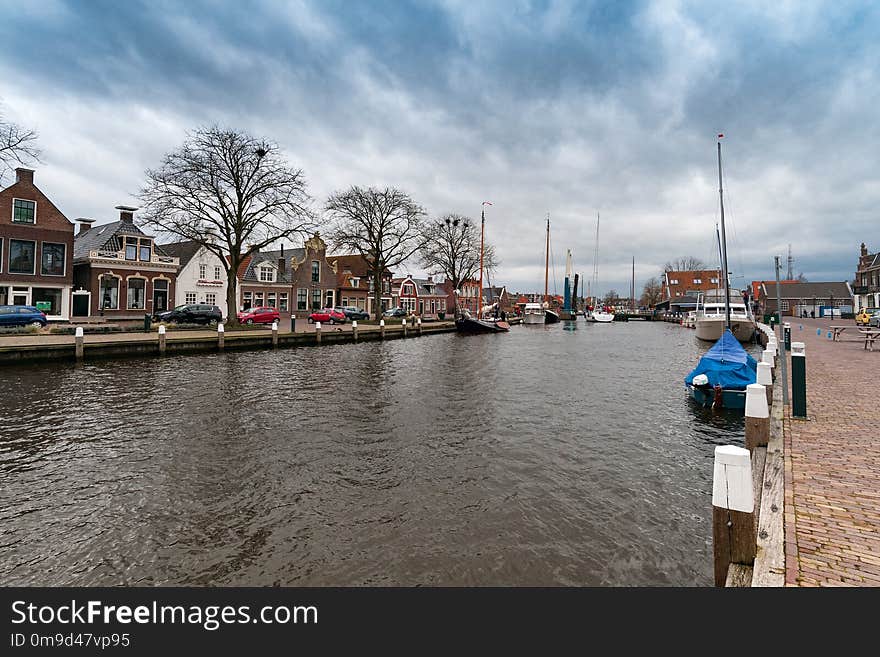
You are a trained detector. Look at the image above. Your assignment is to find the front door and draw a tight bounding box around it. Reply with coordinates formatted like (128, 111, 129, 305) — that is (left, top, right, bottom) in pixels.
(153, 289, 168, 313)
(72, 292, 91, 317)
(12, 293, 28, 306)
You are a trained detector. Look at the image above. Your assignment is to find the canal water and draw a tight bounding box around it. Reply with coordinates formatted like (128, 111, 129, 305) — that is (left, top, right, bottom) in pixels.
(0, 321, 760, 586)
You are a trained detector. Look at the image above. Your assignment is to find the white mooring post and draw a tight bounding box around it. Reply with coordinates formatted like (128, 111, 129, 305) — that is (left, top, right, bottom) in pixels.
(757, 361, 773, 406)
(315, 321, 321, 343)
(712, 445, 756, 587)
(417, 317, 422, 335)
(217, 322, 225, 350)
(744, 383, 770, 452)
(380, 318, 385, 339)
(75, 326, 84, 361)
(272, 321, 278, 347)
(158, 324, 166, 355)
(352, 320, 358, 341)
(402, 318, 407, 337)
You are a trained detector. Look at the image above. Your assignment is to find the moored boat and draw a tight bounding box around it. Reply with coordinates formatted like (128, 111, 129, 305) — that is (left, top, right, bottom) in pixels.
(685, 328, 757, 410)
(522, 302, 545, 324)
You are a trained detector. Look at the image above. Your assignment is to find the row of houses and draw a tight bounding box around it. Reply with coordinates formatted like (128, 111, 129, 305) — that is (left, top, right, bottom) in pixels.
(0, 167, 513, 321)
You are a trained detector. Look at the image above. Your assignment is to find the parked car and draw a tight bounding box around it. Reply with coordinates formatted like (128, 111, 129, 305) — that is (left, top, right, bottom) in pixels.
(308, 308, 346, 324)
(383, 306, 407, 317)
(336, 306, 369, 320)
(870, 312, 880, 328)
(154, 304, 222, 325)
(236, 306, 280, 325)
(0, 305, 47, 328)
(856, 309, 872, 325)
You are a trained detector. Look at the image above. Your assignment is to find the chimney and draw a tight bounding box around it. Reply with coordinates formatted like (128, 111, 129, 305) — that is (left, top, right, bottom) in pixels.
(278, 244, 286, 277)
(427, 275, 433, 284)
(76, 218, 96, 235)
(115, 205, 138, 223)
(15, 168, 35, 185)
(861, 243, 868, 257)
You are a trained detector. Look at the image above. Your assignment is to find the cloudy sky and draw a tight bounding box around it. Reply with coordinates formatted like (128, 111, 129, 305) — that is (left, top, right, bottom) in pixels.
(1, 0, 877, 295)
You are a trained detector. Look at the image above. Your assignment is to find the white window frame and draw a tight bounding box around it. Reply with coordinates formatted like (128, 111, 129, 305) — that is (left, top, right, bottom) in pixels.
(214, 265, 222, 280)
(0, 238, 3, 273)
(126, 276, 147, 310)
(8, 238, 37, 275)
(99, 274, 121, 310)
(199, 264, 207, 279)
(693, 278, 702, 284)
(259, 265, 275, 282)
(40, 241, 67, 277)
(185, 291, 197, 304)
(311, 261, 320, 283)
(279, 292, 288, 312)
(350, 277, 360, 288)
(205, 292, 216, 305)
(780, 300, 789, 311)
(11, 198, 37, 225)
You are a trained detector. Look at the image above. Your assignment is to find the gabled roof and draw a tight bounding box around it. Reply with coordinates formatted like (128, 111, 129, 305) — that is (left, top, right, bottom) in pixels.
(160, 240, 203, 268)
(393, 275, 448, 297)
(759, 281, 852, 299)
(240, 248, 305, 283)
(73, 221, 166, 261)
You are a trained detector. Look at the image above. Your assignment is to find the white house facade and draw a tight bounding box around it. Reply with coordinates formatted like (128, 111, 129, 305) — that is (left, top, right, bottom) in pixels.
(161, 241, 229, 318)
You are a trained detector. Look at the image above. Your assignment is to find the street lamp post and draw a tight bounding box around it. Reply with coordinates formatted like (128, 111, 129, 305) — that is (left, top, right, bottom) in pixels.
(829, 290, 834, 320)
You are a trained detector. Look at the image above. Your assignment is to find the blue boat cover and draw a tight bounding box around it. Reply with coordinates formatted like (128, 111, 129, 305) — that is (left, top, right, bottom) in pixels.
(684, 329, 758, 390)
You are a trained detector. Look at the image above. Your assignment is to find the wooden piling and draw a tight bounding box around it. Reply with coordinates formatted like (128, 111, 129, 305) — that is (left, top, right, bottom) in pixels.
(380, 319, 385, 339)
(402, 318, 407, 337)
(757, 362, 772, 407)
(315, 321, 321, 343)
(417, 317, 422, 335)
(158, 325, 166, 355)
(272, 321, 278, 347)
(712, 445, 756, 586)
(352, 320, 358, 341)
(745, 384, 770, 452)
(75, 326, 84, 361)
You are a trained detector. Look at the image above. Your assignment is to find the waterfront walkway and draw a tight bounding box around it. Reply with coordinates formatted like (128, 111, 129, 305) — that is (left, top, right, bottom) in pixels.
(782, 318, 880, 586)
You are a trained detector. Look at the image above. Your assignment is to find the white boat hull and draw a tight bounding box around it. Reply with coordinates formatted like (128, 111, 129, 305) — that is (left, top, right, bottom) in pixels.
(522, 312, 544, 324)
(695, 317, 755, 342)
(586, 311, 614, 323)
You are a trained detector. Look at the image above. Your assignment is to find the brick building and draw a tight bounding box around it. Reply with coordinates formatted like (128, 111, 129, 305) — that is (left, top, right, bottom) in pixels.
(328, 253, 393, 318)
(392, 274, 449, 317)
(0, 168, 75, 320)
(854, 242, 880, 311)
(756, 281, 853, 318)
(662, 269, 723, 301)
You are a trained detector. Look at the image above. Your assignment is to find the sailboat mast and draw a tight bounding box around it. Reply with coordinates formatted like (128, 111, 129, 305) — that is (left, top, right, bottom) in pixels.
(479, 206, 485, 318)
(717, 137, 731, 330)
(593, 212, 600, 305)
(631, 256, 635, 312)
(544, 213, 550, 304)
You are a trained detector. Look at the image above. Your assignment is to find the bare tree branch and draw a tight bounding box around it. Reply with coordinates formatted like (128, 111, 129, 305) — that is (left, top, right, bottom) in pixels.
(138, 126, 315, 325)
(325, 186, 426, 317)
(640, 276, 663, 307)
(663, 256, 707, 272)
(0, 106, 40, 183)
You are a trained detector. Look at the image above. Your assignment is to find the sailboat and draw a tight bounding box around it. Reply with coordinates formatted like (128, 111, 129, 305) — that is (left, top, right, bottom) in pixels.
(524, 214, 558, 324)
(455, 202, 510, 334)
(585, 212, 614, 323)
(694, 136, 756, 343)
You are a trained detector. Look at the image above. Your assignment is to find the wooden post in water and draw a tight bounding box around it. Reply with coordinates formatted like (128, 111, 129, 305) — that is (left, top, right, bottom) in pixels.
(712, 445, 756, 586)
(75, 326, 84, 361)
(217, 322, 225, 350)
(380, 318, 385, 339)
(417, 317, 422, 335)
(402, 318, 407, 337)
(315, 321, 321, 343)
(272, 321, 278, 347)
(744, 384, 770, 452)
(757, 361, 772, 407)
(352, 320, 358, 342)
(158, 324, 166, 355)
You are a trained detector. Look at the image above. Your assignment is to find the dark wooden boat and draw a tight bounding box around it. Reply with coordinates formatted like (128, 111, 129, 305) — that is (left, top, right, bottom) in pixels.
(455, 317, 510, 333)
(544, 309, 560, 324)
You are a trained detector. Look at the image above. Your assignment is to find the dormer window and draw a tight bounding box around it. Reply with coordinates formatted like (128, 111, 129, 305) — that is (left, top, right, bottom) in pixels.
(350, 277, 360, 288)
(403, 283, 416, 296)
(259, 264, 275, 282)
(693, 278, 702, 284)
(311, 261, 320, 283)
(139, 240, 152, 262)
(12, 199, 36, 224)
(125, 237, 137, 260)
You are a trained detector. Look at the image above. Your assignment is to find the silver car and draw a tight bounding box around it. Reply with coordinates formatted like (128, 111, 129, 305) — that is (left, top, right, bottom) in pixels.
(870, 311, 880, 328)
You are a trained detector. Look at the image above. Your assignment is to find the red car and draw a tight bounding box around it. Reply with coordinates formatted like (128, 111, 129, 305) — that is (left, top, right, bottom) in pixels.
(237, 306, 280, 325)
(307, 307, 346, 324)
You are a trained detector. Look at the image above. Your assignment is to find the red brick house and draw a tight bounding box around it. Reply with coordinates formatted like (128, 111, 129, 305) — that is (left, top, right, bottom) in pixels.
(662, 269, 724, 301)
(328, 253, 394, 318)
(392, 274, 449, 317)
(72, 207, 179, 320)
(0, 168, 75, 320)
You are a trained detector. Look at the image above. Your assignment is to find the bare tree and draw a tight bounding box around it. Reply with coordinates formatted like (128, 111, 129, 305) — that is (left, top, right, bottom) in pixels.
(604, 289, 621, 305)
(663, 256, 707, 272)
(1, 106, 40, 183)
(325, 186, 426, 317)
(796, 272, 808, 282)
(640, 276, 663, 307)
(417, 213, 498, 313)
(138, 126, 314, 325)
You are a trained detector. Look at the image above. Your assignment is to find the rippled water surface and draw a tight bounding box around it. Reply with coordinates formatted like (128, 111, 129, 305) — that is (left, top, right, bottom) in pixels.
(0, 321, 760, 585)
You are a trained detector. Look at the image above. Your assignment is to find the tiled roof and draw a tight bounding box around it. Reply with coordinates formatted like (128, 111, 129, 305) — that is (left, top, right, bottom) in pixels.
(759, 281, 852, 299)
(73, 221, 166, 261)
(240, 248, 305, 283)
(160, 240, 202, 268)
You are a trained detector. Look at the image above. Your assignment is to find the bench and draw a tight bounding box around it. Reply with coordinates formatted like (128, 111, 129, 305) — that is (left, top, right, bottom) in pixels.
(858, 328, 880, 351)
(830, 325, 853, 341)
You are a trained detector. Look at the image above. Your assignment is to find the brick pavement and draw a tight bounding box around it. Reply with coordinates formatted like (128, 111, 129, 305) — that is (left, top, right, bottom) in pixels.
(782, 318, 880, 586)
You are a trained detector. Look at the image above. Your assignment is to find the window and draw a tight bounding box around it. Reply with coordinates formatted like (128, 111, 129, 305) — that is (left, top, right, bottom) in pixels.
(41, 242, 66, 276)
(297, 288, 307, 310)
(9, 239, 36, 274)
(0, 238, 3, 273)
(780, 300, 789, 311)
(100, 275, 119, 310)
(205, 292, 216, 305)
(311, 261, 320, 282)
(185, 292, 197, 304)
(139, 241, 151, 262)
(199, 264, 207, 279)
(350, 277, 360, 288)
(127, 278, 146, 309)
(668, 278, 679, 285)
(125, 238, 137, 260)
(214, 266, 222, 280)
(325, 291, 334, 308)
(242, 291, 252, 310)
(693, 278, 702, 284)
(312, 289, 321, 310)
(403, 283, 415, 296)
(710, 277, 719, 284)
(12, 199, 36, 224)
(32, 288, 62, 315)
(254, 292, 264, 306)
(268, 293, 276, 309)
(259, 265, 274, 282)
(279, 293, 288, 312)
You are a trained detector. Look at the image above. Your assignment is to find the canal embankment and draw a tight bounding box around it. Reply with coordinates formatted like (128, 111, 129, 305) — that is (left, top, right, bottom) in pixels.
(0, 320, 457, 364)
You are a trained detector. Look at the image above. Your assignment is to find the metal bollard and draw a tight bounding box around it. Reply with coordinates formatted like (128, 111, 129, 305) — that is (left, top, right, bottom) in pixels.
(158, 324, 166, 355)
(783, 322, 791, 351)
(791, 341, 807, 418)
(272, 321, 278, 347)
(290, 313, 296, 333)
(218, 322, 225, 350)
(712, 445, 756, 587)
(315, 321, 321, 343)
(352, 320, 358, 341)
(757, 361, 773, 406)
(75, 326, 84, 361)
(744, 384, 770, 452)
(380, 318, 385, 339)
